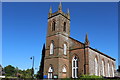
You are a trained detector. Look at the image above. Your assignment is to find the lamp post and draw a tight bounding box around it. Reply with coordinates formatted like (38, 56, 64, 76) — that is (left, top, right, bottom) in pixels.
(30, 56, 34, 79)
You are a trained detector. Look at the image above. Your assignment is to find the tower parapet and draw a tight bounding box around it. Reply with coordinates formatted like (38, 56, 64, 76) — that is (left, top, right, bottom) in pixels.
(48, 2, 70, 20)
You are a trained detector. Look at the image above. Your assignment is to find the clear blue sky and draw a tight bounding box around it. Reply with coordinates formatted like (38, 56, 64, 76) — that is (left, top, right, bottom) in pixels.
(2, 2, 118, 73)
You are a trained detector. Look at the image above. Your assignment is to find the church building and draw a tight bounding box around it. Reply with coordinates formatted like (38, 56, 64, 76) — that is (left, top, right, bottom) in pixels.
(43, 3, 116, 78)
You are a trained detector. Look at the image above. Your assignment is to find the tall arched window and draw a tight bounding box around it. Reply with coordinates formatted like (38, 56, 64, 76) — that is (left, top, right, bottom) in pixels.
(94, 58, 98, 76)
(48, 66, 53, 79)
(50, 41, 54, 55)
(63, 44, 67, 55)
(102, 60, 105, 76)
(107, 62, 110, 77)
(112, 64, 114, 77)
(72, 56, 78, 78)
(63, 22, 66, 32)
(52, 21, 56, 31)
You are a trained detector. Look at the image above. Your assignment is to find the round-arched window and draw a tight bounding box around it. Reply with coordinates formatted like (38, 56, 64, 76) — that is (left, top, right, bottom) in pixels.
(107, 62, 110, 77)
(50, 41, 54, 55)
(112, 64, 114, 77)
(102, 60, 105, 76)
(63, 44, 67, 55)
(94, 58, 98, 76)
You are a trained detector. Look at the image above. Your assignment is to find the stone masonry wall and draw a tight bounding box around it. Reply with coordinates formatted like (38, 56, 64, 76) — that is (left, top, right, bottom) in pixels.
(89, 48, 115, 77)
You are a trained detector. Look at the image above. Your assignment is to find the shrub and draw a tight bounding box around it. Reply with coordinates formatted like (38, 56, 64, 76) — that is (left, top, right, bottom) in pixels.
(79, 74, 103, 79)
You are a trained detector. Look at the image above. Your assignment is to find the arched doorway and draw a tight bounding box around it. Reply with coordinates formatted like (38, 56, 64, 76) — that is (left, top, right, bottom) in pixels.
(62, 66, 67, 78)
(48, 66, 53, 79)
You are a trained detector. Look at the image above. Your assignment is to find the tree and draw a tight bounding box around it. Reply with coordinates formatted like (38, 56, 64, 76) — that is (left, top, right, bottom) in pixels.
(117, 65, 120, 72)
(4, 65, 16, 77)
(25, 69, 32, 78)
(36, 44, 45, 79)
(17, 69, 32, 78)
(3, 65, 33, 78)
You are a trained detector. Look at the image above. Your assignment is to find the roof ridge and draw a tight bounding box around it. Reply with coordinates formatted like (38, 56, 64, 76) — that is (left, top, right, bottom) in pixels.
(89, 47, 115, 61)
(69, 36, 85, 45)
(69, 36, 115, 61)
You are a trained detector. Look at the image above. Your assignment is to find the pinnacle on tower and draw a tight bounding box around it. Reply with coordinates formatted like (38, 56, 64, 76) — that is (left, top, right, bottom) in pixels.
(48, 6, 52, 18)
(58, 2, 62, 11)
(67, 8, 70, 14)
(67, 8, 70, 19)
(85, 33, 90, 46)
(49, 6, 52, 13)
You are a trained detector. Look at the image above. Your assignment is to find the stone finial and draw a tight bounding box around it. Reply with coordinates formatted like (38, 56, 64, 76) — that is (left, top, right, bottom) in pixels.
(49, 6, 52, 13)
(67, 8, 70, 19)
(85, 33, 90, 46)
(58, 2, 62, 11)
(48, 6, 52, 18)
(67, 8, 70, 14)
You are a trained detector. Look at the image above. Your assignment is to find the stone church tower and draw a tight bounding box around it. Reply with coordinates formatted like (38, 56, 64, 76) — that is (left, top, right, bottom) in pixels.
(44, 2, 70, 78)
(43, 3, 116, 79)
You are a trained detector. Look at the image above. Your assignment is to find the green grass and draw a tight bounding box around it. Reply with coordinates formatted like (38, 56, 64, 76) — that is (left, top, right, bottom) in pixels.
(61, 75, 104, 80)
(80, 74, 103, 78)
(5, 76, 17, 78)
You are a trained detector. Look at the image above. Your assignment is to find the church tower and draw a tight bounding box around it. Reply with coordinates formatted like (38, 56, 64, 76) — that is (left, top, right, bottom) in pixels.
(44, 3, 70, 78)
(47, 2, 70, 37)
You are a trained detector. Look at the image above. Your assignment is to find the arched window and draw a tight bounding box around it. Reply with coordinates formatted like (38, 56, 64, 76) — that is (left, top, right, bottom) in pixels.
(52, 21, 55, 31)
(62, 66, 67, 73)
(107, 62, 110, 77)
(48, 66, 53, 79)
(94, 58, 98, 76)
(50, 41, 54, 55)
(72, 56, 78, 78)
(102, 60, 105, 76)
(112, 64, 114, 77)
(63, 44, 67, 55)
(63, 22, 66, 32)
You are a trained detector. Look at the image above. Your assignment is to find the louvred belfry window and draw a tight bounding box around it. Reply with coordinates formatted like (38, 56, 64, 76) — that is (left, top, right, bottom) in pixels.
(52, 21, 55, 31)
(63, 22, 66, 32)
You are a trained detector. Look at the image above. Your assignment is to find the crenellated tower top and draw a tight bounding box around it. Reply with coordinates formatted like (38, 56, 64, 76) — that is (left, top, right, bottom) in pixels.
(48, 2, 70, 20)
